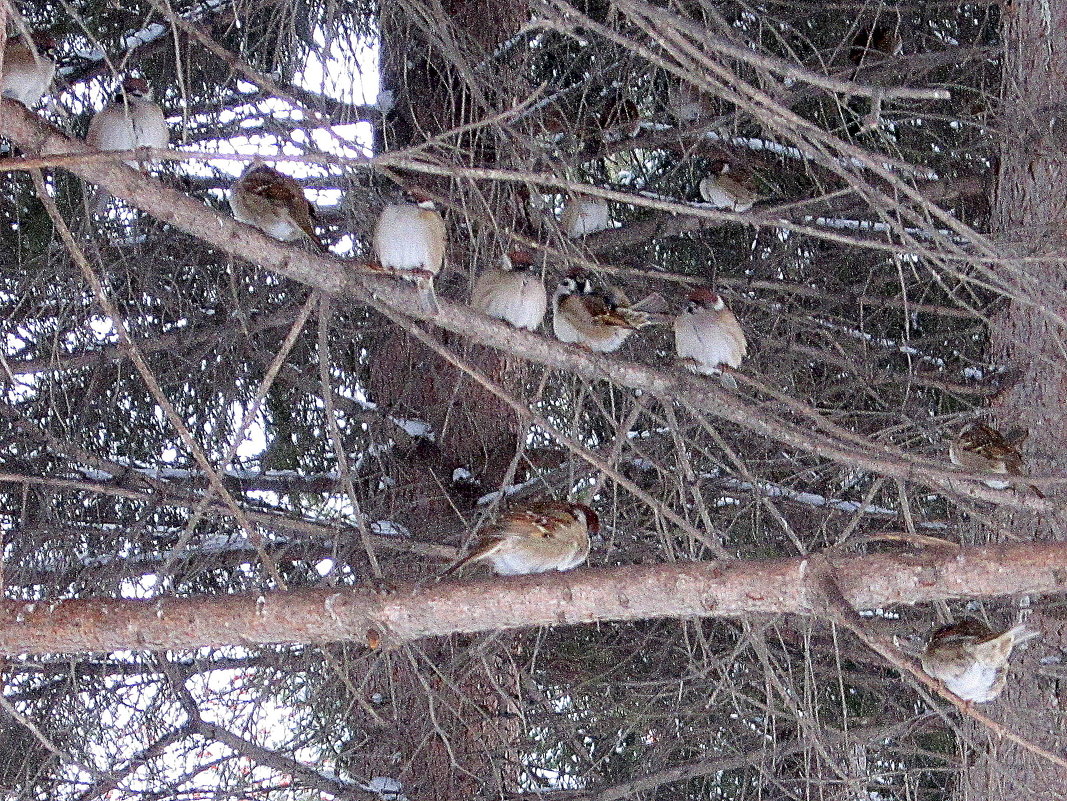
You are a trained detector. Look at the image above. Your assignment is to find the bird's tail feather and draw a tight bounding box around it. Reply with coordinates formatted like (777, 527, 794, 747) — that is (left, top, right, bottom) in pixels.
(418, 281, 440, 316)
(440, 552, 476, 578)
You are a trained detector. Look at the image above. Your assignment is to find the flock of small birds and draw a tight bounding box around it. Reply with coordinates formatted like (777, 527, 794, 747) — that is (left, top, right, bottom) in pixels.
(1, 27, 1042, 705)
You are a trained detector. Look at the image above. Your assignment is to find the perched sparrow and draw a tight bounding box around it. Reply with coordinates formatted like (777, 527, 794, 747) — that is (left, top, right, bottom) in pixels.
(849, 25, 903, 66)
(442, 500, 598, 576)
(471, 249, 548, 330)
(1, 32, 56, 107)
(668, 80, 712, 124)
(552, 272, 653, 353)
(85, 77, 169, 166)
(949, 422, 1043, 496)
(920, 618, 1038, 702)
(373, 188, 446, 314)
(229, 162, 323, 249)
(673, 288, 747, 382)
(699, 160, 762, 212)
(561, 195, 610, 238)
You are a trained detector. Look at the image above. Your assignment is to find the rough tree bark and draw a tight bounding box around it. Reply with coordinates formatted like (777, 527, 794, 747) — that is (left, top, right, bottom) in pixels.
(978, 0, 1067, 796)
(2, 543, 1067, 655)
(354, 3, 531, 798)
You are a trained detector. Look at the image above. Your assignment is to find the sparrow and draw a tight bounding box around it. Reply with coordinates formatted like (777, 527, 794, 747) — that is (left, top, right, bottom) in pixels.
(561, 195, 610, 238)
(552, 272, 654, 353)
(442, 500, 598, 576)
(82, 77, 169, 214)
(373, 188, 446, 314)
(920, 618, 1039, 702)
(949, 422, 1043, 496)
(1, 32, 56, 107)
(849, 25, 903, 66)
(85, 77, 169, 167)
(471, 249, 548, 331)
(673, 288, 748, 382)
(698, 161, 762, 212)
(229, 162, 324, 249)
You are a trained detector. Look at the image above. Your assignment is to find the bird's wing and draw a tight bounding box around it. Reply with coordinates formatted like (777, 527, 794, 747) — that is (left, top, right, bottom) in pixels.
(422, 208, 447, 273)
(441, 534, 507, 576)
(584, 293, 637, 329)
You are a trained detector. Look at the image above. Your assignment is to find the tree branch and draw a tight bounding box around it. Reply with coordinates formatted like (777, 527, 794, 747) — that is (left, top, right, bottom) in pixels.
(0, 100, 1054, 507)
(2, 542, 1067, 655)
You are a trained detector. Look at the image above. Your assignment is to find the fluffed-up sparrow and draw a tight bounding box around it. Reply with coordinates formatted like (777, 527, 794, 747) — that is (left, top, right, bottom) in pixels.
(698, 160, 762, 212)
(561, 194, 610, 238)
(374, 188, 446, 314)
(920, 618, 1038, 703)
(1, 32, 56, 107)
(442, 500, 598, 576)
(229, 162, 324, 249)
(85, 77, 169, 166)
(674, 288, 747, 384)
(949, 422, 1043, 496)
(472, 249, 548, 330)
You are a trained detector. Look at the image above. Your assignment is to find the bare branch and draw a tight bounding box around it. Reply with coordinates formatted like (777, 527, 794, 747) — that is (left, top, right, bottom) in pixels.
(2, 542, 1066, 655)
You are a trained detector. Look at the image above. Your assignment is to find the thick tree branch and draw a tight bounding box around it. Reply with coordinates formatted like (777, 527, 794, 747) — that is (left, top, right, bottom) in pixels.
(2, 542, 1066, 656)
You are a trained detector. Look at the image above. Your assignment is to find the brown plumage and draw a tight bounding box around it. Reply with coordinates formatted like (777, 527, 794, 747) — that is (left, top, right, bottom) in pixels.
(552, 273, 654, 353)
(229, 163, 323, 249)
(698, 160, 762, 212)
(1, 32, 56, 107)
(920, 618, 1038, 702)
(949, 422, 1042, 496)
(442, 501, 598, 576)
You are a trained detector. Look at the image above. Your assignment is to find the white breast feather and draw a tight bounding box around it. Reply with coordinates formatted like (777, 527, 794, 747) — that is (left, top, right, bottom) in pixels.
(552, 297, 583, 344)
(376, 205, 438, 274)
(596, 326, 633, 353)
(1, 59, 53, 106)
(486, 540, 581, 575)
(941, 662, 1000, 702)
(675, 312, 742, 372)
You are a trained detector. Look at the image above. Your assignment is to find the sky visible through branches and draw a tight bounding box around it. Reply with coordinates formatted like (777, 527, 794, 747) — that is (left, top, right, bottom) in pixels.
(0, 1, 1063, 800)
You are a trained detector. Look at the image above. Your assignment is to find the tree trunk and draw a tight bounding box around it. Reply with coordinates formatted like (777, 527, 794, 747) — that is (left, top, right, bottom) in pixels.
(357, 2, 530, 797)
(976, 0, 1067, 795)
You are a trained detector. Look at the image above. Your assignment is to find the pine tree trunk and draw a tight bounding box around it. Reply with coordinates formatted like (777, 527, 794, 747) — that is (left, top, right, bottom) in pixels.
(357, 1, 531, 797)
(974, 0, 1067, 795)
